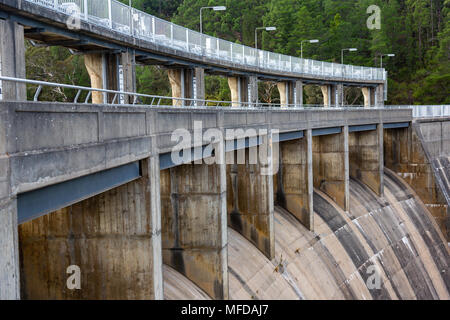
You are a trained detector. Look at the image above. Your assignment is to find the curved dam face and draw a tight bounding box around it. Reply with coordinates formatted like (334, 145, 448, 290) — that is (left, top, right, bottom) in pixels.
(164, 171, 450, 300)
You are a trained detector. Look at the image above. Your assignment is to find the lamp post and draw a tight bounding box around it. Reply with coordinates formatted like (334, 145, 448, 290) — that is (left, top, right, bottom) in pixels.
(380, 53, 395, 68)
(300, 39, 319, 59)
(200, 6, 226, 34)
(255, 26, 276, 49)
(341, 48, 358, 64)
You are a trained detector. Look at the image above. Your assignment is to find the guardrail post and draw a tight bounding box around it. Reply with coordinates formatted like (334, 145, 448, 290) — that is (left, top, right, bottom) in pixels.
(108, 0, 112, 28)
(84, 0, 88, 20)
(54, 0, 58, 9)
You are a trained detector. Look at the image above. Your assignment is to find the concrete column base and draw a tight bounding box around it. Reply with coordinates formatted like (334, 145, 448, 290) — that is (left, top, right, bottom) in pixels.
(161, 159, 228, 300)
(18, 159, 163, 300)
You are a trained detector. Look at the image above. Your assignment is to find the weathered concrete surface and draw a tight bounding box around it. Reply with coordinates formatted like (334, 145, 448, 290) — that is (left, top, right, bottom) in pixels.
(120, 50, 137, 104)
(84, 53, 104, 104)
(0, 19, 26, 101)
(376, 84, 385, 107)
(413, 119, 450, 240)
(349, 126, 383, 196)
(0, 197, 19, 300)
(321, 85, 331, 107)
(18, 160, 163, 299)
(313, 130, 349, 212)
(227, 146, 275, 259)
(166, 173, 450, 300)
(274, 134, 314, 230)
(362, 87, 375, 107)
(384, 125, 449, 240)
(160, 159, 229, 300)
(277, 82, 294, 107)
(163, 265, 211, 300)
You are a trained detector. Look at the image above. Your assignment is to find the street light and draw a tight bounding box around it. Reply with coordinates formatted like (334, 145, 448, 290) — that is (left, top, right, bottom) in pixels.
(255, 26, 277, 49)
(380, 53, 395, 68)
(300, 39, 319, 59)
(341, 48, 358, 64)
(200, 6, 227, 34)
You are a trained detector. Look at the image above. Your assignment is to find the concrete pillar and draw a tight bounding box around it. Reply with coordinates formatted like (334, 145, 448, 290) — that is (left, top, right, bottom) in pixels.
(295, 80, 303, 107)
(375, 84, 384, 107)
(248, 76, 258, 106)
(362, 87, 376, 107)
(168, 68, 205, 106)
(274, 131, 314, 231)
(120, 50, 137, 104)
(18, 158, 163, 300)
(84, 54, 104, 104)
(313, 128, 349, 211)
(84, 53, 123, 104)
(226, 139, 275, 259)
(0, 19, 26, 101)
(349, 126, 384, 196)
(335, 84, 344, 107)
(228, 76, 257, 107)
(277, 82, 294, 107)
(161, 151, 228, 299)
(0, 105, 20, 299)
(321, 85, 331, 107)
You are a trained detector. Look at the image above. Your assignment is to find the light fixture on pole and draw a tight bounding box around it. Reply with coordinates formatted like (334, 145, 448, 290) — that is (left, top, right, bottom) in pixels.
(300, 39, 319, 59)
(341, 48, 357, 64)
(200, 6, 226, 34)
(255, 26, 277, 49)
(380, 53, 395, 68)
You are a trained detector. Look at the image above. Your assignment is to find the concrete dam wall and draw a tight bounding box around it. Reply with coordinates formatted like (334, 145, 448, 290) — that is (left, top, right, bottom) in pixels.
(164, 171, 449, 300)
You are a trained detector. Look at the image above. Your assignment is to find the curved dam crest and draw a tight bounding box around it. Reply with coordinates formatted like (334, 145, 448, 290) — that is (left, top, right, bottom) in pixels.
(164, 171, 450, 300)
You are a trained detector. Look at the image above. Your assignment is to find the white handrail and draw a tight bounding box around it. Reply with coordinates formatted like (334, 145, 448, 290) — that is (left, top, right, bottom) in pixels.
(25, 0, 386, 82)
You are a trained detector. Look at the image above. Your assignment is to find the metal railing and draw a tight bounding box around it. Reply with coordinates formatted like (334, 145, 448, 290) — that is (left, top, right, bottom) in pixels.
(0, 75, 383, 109)
(25, 0, 387, 82)
(391, 105, 450, 118)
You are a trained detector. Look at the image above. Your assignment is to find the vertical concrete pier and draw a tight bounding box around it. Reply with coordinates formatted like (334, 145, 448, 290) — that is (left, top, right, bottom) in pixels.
(274, 131, 314, 230)
(84, 52, 136, 104)
(362, 87, 376, 107)
(161, 155, 228, 299)
(0, 19, 26, 101)
(349, 126, 384, 196)
(168, 68, 205, 106)
(313, 128, 349, 211)
(18, 159, 164, 300)
(228, 76, 258, 107)
(277, 82, 294, 107)
(0, 19, 24, 299)
(227, 140, 275, 259)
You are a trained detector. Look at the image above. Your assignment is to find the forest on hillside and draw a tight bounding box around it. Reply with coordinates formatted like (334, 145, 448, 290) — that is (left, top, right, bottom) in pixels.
(26, 0, 449, 105)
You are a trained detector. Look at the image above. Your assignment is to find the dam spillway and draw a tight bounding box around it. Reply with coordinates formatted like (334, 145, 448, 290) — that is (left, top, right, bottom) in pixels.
(163, 170, 449, 300)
